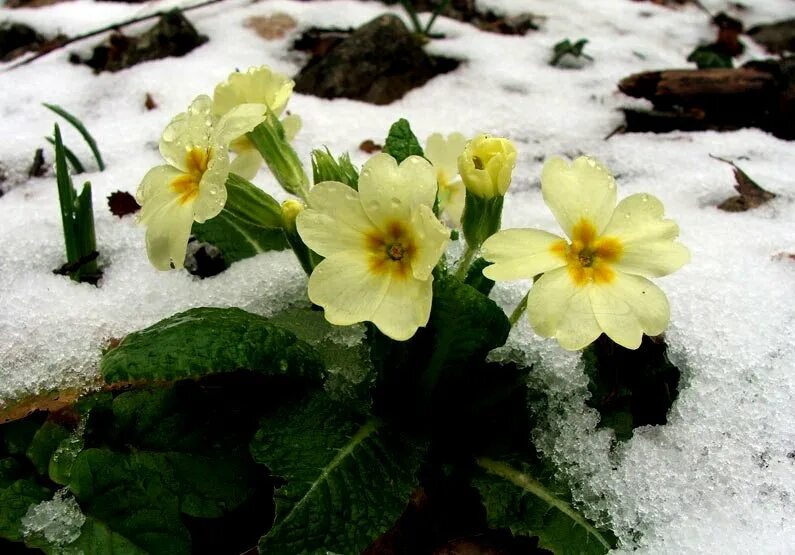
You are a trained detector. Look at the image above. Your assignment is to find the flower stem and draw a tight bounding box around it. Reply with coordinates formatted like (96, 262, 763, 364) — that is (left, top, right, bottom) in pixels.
(508, 292, 529, 326)
(454, 245, 477, 280)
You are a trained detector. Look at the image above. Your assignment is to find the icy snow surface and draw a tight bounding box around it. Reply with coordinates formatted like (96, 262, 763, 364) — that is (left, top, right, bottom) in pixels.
(0, 0, 793, 552)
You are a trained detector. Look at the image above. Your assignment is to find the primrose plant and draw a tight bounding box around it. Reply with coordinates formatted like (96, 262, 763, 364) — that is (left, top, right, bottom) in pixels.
(3, 65, 689, 554)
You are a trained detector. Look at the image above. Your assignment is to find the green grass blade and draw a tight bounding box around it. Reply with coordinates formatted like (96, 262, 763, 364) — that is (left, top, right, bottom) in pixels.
(75, 181, 98, 280)
(45, 136, 86, 174)
(43, 103, 105, 171)
(53, 124, 80, 264)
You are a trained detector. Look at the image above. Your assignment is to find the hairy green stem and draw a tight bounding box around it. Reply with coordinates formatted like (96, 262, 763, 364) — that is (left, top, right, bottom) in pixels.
(508, 291, 529, 326)
(454, 245, 477, 280)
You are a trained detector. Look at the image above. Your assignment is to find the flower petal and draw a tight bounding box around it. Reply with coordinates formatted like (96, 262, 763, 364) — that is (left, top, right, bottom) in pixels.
(526, 267, 602, 351)
(603, 193, 690, 277)
(297, 181, 375, 258)
(482, 229, 567, 281)
(410, 204, 450, 281)
(358, 154, 437, 230)
(213, 103, 268, 145)
(159, 95, 215, 171)
(307, 252, 390, 326)
(425, 132, 467, 179)
(442, 179, 465, 225)
(371, 274, 433, 341)
(281, 113, 302, 141)
(588, 272, 670, 349)
(194, 148, 230, 223)
(229, 149, 263, 180)
(135, 165, 183, 212)
(541, 156, 617, 238)
(142, 195, 195, 270)
(212, 66, 294, 117)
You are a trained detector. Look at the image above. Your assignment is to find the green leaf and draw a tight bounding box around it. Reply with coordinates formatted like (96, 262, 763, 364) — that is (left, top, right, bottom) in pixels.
(45, 136, 85, 174)
(311, 148, 359, 189)
(474, 457, 615, 554)
(0, 480, 51, 542)
(551, 38, 592, 66)
(463, 257, 495, 296)
(583, 335, 680, 442)
(41, 516, 149, 555)
(26, 421, 70, 477)
(100, 307, 324, 383)
(383, 118, 424, 163)
(251, 392, 425, 554)
(43, 103, 105, 171)
(191, 173, 287, 266)
(687, 45, 733, 68)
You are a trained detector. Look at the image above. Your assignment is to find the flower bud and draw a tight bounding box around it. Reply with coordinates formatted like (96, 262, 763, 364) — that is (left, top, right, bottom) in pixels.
(281, 199, 304, 232)
(458, 135, 517, 198)
(247, 111, 310, 199)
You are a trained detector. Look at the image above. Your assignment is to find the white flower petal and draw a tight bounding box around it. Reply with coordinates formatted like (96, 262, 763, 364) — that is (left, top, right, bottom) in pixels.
(307, 252, 390, 326)
(442, 179, 465, 225)
(194, 148, 230, 223)
(589, 272, 670, 349)
(212, 66, 294, 117)
(297, 181, 375, 257)
(410, 204, 450, 281)
(159, 95, 215, 170)
(603, 193, 690, 277)
(143, 196, 195, 270)
(482, 228, 568, 281)
(425, 132, 467, 179)
(281, 113, 302, 141)
(213, 103, 268, 145)
(541, 156, 617, 238)
(371, 274, 433, 341)
(229, 149, 263, 180)
(527, 267, 602, 351)
(358, 154, 437, 230)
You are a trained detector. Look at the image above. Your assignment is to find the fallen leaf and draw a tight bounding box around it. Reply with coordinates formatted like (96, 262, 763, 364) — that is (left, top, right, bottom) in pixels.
(712, 155, 776, 212)
(359, 139, 382, 153)
(772, 252, 795, 262)
(245, 13, 297, 40)
(28, 147, 46, 177)
(108, 190, 140, 217)
(144, 92, 157, 110)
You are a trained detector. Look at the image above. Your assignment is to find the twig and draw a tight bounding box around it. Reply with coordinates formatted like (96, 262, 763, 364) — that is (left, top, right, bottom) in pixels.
(4, 0, 226, 71)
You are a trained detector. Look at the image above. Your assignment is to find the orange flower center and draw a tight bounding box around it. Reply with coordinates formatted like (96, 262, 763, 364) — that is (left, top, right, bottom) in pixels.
(170, 147, 211, 205)
(366, 221, 416, 279)
(550, 218, 623, 286)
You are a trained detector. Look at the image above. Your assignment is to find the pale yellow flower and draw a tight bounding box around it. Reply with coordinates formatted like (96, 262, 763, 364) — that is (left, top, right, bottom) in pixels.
(458, 134, 517, 198)
(425, 132, 467, 225)
(212, 66, 301, 179)
(296, 153, 450, 341)
(136, 95, 267, 270)
(482, 156, 689, 350)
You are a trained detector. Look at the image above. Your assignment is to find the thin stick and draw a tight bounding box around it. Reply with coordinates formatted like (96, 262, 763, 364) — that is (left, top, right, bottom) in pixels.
(4, 0, 226, 71)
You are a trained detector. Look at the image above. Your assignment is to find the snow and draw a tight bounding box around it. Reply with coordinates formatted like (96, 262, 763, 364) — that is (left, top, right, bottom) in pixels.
(1, 0, 794, 552)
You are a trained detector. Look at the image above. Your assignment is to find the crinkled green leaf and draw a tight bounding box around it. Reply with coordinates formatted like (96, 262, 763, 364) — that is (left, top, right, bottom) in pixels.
(191, 173, 287, 266)
(383, 118, 424, 163)
(474, 457, 615, 554)
(311, 148, 359, 189)
(26, 422, 70, 477)
(0, 480, 51, 542)
(100, 307, 324, 383)
(463, 257, 496, 296)
(251, 392, 425, 554)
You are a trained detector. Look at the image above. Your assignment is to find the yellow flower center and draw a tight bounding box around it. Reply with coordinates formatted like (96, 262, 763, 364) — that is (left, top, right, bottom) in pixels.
(170, 147, 211, 205)
(551, 218, 623, 286)
(366, 221, 416, 279)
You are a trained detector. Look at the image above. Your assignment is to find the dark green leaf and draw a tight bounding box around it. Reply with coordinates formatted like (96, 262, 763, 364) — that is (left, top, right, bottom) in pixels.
(583, 335, 681, 442)
(0, 480, 51, 542)
(100, 307, 324, 383)
(26, 422, 70, 477)
(687, 45, 733, 68)
(463, 257, 495, 296)
(43, 103, 105, 171)
(474, 457, 615, 554)
(191, 173, 287, 266)
(551, 38, 592, 66)
(45, 136, 85, 174)
(383, 118, 424, 163)
(251, 392, 425, 554)
(40, 517, 149, 555)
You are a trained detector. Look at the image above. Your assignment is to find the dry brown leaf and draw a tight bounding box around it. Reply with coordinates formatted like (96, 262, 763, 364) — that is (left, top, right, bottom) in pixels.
(245, 13, 297, 40)
(359, 139, 383, 153)
(712, 155, 776, 212)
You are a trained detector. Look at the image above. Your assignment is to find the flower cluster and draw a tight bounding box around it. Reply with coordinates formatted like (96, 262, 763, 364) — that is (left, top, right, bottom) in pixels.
(136, 66, 300, 270)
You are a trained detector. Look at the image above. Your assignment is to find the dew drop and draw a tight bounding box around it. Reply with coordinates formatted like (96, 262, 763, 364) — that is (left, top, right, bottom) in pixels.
(391, 197, 402, 208)
(368, 200, 380, 212)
